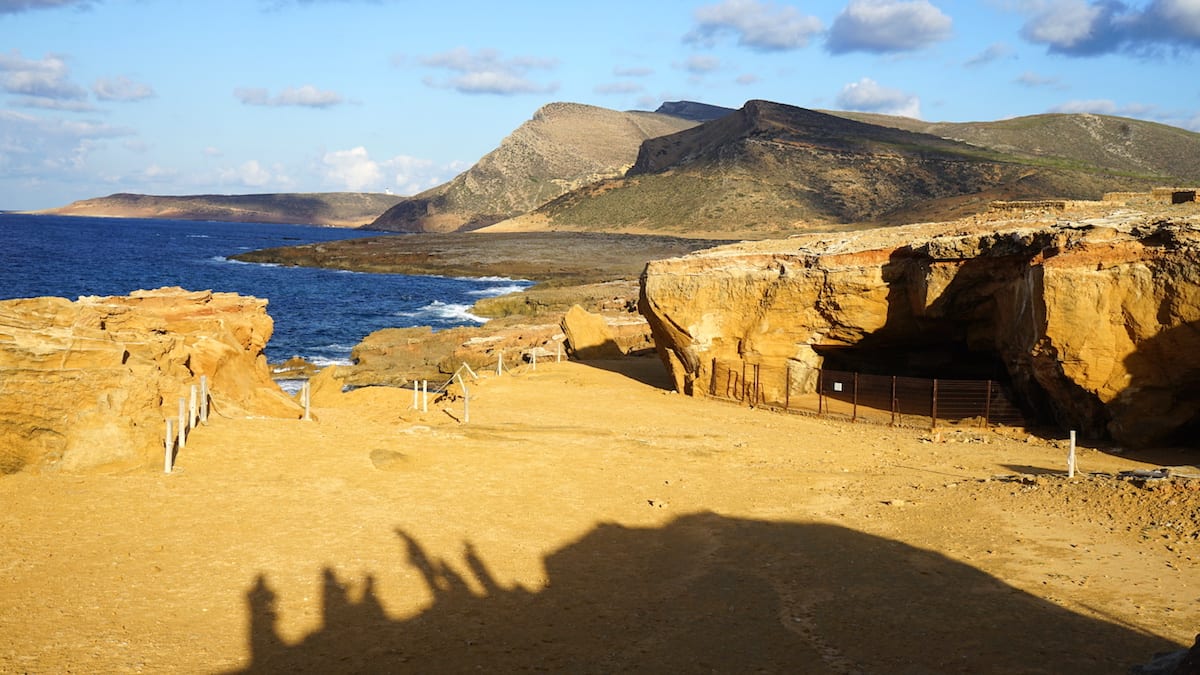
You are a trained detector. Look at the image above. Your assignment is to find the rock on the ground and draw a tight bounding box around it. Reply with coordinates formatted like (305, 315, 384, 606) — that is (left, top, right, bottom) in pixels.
(639, 200, 1200, 448)
(341, 322, 565, 387)
(0, 287, 300, 474)
(561, 305, 625, 359)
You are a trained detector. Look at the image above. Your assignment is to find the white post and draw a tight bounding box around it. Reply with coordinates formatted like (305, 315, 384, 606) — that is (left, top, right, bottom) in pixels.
(302, 380, 311, 421)
(458, 372, 470, 424)
(497, 351, 503, 376)
(412, 380, 419, 410)
(1068, 430, 1077, 478)
(164, 418, 174, 474)
(421, 380, 428, 413)
(199, 375, 209, 424)
(189, 385, 198, 428)
(556, 342, 562, 363)
(177, 398, 187, 450)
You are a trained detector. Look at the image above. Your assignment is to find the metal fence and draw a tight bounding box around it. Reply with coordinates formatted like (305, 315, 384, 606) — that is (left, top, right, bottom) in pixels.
(708, 359, 1024, 430)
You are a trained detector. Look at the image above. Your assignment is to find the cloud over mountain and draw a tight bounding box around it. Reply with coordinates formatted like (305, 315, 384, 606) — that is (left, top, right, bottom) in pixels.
(836, 77, 921, 118)
(420, 48, 559, 95)
(827, 0, 952, 54)
(685, 0, 824, 51)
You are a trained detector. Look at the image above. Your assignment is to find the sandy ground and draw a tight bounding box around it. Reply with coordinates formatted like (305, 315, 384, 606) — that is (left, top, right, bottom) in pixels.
(2, 356, 1198, 673)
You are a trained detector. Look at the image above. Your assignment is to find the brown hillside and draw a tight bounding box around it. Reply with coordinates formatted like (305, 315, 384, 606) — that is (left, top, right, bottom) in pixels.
(491, 100, 1190, 237)
(827, 110, 1200, 181)
(38, 192, 403, 228)
(368, 102, 699, 233)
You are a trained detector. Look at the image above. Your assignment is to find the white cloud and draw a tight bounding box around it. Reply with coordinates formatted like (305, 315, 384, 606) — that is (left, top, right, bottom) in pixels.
(1015, 71, 1063, 88)
(140, 163, 178, 181)
(420, 48, 558, 95)
(965, 42, 1014, 67)
(234, 84, 343, 108)
(320, 146, 447, 194)
(219, 159, 273, 187)
(93, 75, 155, 102)
(0, 50, 88, 102)
(321, 146, 382, 191)
(10, 95, 94, 111)
(836, 77, 922, 118)
(384, 154, 442, 195)
(685, 55, 721, 74)
(828, 0, 952, 54)
(1047, 99, 1130, 115)
(686, 0, 823, 51)
(1019, 0, 1107, 51)
(736, 73, 760, 85)
(0, 0, 93, 14)
(1017, 0, 1200, 55)
(203, 146, 223, 157)
(0, 109, 131, 177)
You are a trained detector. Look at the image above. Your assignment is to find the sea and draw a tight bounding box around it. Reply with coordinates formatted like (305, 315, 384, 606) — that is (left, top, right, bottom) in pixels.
(0, 213, 531, 367)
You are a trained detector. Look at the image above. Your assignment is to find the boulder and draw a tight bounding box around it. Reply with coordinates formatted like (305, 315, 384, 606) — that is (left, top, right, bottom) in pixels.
(560, 305, 624, 360)
(639, 201, 1200, 449)
(343, 322, 564, 387)
(0, 287, 300, 474)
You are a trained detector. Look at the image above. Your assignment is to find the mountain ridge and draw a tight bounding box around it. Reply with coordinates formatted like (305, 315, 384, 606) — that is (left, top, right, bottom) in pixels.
(33, 99, 1200, 237)
(490, 99, 1195, 236)
(36, 191, 403, 228)
(368, 102, 702, 233)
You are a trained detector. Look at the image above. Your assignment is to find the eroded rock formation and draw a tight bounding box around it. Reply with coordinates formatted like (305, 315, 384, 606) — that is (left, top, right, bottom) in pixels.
(639, 202, 1200, 448)
(0, 288, 300, 474)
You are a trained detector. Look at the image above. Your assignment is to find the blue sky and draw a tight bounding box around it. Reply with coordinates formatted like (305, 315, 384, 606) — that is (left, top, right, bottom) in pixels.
(2, 0, 1199, 211)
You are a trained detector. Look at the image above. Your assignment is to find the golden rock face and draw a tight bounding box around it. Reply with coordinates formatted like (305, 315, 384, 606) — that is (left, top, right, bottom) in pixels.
(640, 203, 1200, 448)
(0, 287, 300, 474)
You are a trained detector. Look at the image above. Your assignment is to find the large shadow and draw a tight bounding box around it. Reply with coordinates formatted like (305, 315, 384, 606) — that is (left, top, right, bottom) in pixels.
(1112, 319, 1200, 455)
(234, 513, 1175, 673)
(573, 354, 676, 390)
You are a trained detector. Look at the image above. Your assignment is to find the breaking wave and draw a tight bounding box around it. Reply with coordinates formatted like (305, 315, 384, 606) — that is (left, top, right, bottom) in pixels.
(396, 300, 487, 324)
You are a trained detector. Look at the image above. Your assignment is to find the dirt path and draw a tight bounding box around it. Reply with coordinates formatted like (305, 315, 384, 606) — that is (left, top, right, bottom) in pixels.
(1, 357, 1197, 673)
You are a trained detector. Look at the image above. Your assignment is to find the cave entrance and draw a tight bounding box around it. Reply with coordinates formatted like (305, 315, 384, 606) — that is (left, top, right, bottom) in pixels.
(812, 341, 1009, 381)
(802, 340, 1031, 429)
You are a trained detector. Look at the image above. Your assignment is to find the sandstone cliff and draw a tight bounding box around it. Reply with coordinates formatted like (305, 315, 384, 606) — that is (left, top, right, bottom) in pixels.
(0, 288, 300, 474)
(639, 197, 1200, 449)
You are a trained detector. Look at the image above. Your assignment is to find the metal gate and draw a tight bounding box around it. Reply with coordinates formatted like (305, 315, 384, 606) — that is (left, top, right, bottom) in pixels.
(708, 359, 1025, 430)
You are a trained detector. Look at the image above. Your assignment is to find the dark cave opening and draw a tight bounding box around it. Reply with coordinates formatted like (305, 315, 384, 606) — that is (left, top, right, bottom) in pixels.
(813, 341, 1010, 382)
(810, 339, 1059, 429)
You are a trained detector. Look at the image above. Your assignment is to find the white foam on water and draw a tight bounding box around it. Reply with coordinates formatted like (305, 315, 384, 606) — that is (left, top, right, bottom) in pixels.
(396, 300, 487, 324)
(216, 255, 280, 267)
(276, 378, 306, 395)
(307, 354, 354, 367)
(467, 283, 529, 297)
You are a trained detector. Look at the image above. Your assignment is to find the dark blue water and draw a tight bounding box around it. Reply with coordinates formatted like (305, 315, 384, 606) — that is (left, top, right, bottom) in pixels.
(0, 214, 531, 365)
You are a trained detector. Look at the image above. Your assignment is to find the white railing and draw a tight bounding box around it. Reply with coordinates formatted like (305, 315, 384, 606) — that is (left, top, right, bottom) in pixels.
(164, 374, 209, 474)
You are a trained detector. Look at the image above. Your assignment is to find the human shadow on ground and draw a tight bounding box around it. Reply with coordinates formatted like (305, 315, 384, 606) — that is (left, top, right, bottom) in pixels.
(234, 512, 1176, 673)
